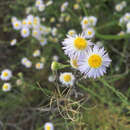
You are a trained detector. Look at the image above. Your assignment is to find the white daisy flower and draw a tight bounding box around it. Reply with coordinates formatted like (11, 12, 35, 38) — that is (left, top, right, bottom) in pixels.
(24, 60, 32, 68)
(21, 58, 32, 68)
(10, 39, 17, 46)
(84, 28, 95, 39)
(32, 29, 41, 39)
(59, 72, 75, 86)
(32, 17, 40, 28)
(2, 83, 11, 92)
(124, 13, 130, 22)
(1, 69, 12, 81)
(35, 0, 43, 7)
(61, 2, 69, 12)
(21, 57, 28, 65)
(68, 29, 76, 37)
(115, 4, 123, 12)
(81, 17, 90, 29)
(33, 50, 41, 57)
(44, 122, 54, 130)
(62, 34, 93, 58)
(12, 20, 22, 30)
(38, 4, 45, 12)
(21, 27, 30, 38)
(22, 19, 28, 28)
(35, 62, 44, 69)
(39, 37, 47, 46)
(78, 45, 111, 78)
(88, 16, 97, 27)
(70, 58, 79, 69)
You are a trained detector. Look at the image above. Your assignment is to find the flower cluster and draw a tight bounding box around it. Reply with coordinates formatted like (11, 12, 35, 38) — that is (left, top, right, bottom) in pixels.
(0, 69, 12, 92)
(59, 16, 111, 86)
(119, 12, 130, 33)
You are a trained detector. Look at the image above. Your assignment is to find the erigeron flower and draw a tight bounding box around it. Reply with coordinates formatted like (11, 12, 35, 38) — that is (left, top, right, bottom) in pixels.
(33, 17, 40, 28)
(81, 17, 90, 29)
(35, 62, 44, 69)
(48, 75, 55, 82)
(59, 72, 75, 86)
(21, 57, 28, 65)
(21, 58, 32, 68)
(38, 4, 45, 12)
(88, 16, 97, 27)
(35, 0, 43, 7)
(2, 83, 11, 92)
(68, 29, 76, 37)
(26, 15, 34, 28)
(10, 39, 17, 46)
(62, 34, 93, 58)
(124, 13, 130, 22)
(78, 45, 111, 78)
(24, 60, 32, 68)
(12, 20, 22, 30)
(70, 58, 79, 69)
(32, 29, 41, 39)
(61, 2, 69, 12)
(44, 122, 54, 130)
(115, 3, 124, 12)
(33, 50, 41, 57)
(39, 37, 47, 46)
(22, 19, 28, 28)
(21, 27, 30, 38)
(84, 28, 95, 39)
(1, 69, 12, 81)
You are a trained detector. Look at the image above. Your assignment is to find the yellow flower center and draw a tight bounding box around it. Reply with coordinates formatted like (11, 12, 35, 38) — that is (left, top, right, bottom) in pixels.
(15, 23, 19, 27)
(71, 59, 78, 68)
(28, 21, 32, 25)
(3, 72, 8, 77)
(3, 84, 8, 90)
(83, 20, 88, 25)
(36, 63, 41, 68)
(63, 74, 71, 82)
(88, 31, 92, 35)
(89, 19, 94, 24)
(22, 21, 26, 25)
(33, 31, 38, 35)
(46, 126, 51, 130)
(88, 54, 102, 68)
(74, 37, 87, 50)
(23, 30, 27, 34)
